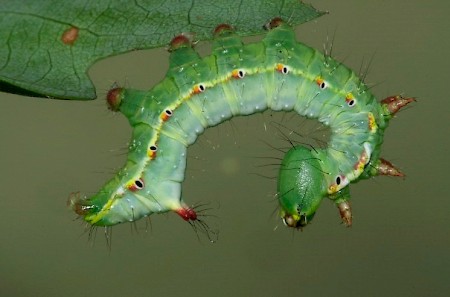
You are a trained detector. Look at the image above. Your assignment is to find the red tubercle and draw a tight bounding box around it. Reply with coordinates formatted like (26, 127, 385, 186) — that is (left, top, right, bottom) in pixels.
(214, 24, 234, 37)
(106, 87, 124, 111)
(169, 34, 192, 52)
(381, 95, 415, 115)
(176, 207, 197, 221)
(264, 17, 284, 30)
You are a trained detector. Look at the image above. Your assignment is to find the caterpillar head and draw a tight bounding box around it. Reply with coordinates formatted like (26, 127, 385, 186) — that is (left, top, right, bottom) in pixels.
(277, 146, 327, 229)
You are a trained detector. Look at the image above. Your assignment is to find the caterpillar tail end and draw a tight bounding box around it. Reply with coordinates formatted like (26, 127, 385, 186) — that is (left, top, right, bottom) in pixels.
(175, 204, 219, 242)
(68, 192, 89, 215)
(175, 206, 198, 221)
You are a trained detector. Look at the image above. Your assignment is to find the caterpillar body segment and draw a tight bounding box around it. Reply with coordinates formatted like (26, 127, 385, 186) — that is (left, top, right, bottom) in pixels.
(69, 19, 412, 231)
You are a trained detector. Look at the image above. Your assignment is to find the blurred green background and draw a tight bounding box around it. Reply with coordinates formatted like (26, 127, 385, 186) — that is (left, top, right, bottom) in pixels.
(0, 0, 448, 296)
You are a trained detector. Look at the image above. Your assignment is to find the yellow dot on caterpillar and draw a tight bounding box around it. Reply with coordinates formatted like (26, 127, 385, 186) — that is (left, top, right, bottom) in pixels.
(368, 112, 377, 133)
(354, 149, 369, 172)
(276, 63, 289, 74)
(328, 185, 338, 193)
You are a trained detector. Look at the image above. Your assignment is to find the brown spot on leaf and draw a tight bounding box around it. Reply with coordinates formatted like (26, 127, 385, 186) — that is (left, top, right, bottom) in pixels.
(61, 26, 79, 45)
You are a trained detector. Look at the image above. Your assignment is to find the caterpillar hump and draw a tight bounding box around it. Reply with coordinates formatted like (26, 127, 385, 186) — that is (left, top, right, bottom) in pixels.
(70, 19, 413, 232)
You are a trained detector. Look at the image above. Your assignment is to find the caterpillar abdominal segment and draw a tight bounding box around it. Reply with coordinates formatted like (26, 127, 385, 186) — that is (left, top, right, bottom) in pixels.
(70, 18, 413, 232)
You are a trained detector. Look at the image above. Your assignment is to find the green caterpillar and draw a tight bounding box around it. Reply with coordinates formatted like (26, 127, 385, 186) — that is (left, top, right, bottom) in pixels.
(69, 18, 413, 231)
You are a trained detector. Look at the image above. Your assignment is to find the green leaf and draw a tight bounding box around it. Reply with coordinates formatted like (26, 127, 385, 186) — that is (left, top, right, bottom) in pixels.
(0, 0, 325, 100)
